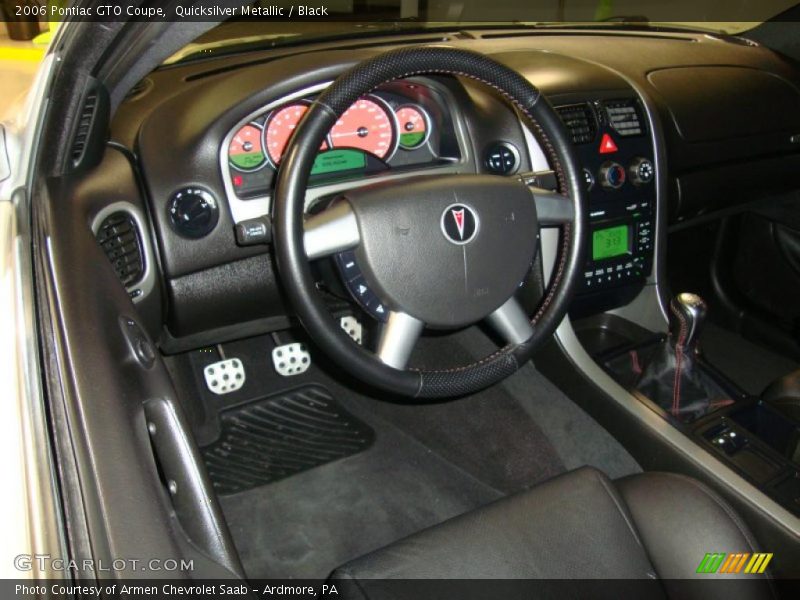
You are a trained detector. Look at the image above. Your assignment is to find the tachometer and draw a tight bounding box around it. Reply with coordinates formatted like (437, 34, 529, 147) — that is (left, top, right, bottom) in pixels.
(264, 103, 329, 166)
(395, 105, 430, 150)
(228, 123, 266, 171)
(329, 96, 397, 160)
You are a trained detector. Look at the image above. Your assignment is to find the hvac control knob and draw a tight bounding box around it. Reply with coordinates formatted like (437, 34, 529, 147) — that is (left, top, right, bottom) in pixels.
(168, 187, 219, 239)
(599, 161, 626, 190)
(628, 157, 655, 186)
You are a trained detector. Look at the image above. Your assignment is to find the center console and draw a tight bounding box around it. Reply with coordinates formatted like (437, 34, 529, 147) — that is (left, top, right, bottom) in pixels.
(554, 98, 656, 317)
(577, 303, 800, 519)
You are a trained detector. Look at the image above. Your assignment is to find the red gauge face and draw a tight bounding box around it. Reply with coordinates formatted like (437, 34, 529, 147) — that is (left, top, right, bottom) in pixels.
(395, 105, 429, 149)
(264, 103, 328, 165)
(329, 97, 396, 159)
(228, 124, 266, 171)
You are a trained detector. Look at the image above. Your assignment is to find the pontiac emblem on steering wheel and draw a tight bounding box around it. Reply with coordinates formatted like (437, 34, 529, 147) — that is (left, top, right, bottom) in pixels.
(441, 204, 478, 245)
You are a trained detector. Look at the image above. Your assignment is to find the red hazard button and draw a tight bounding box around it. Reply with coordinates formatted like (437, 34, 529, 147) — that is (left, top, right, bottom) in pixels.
(599, 133, 619, 154)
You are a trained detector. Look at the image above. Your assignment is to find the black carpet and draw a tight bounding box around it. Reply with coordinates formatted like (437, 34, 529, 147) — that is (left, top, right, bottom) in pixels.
(219, 393, 502, 579)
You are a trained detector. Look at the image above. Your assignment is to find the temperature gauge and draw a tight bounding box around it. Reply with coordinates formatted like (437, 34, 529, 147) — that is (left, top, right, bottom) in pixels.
(228, 123, 266, 172)
(395, 104, 430, 150)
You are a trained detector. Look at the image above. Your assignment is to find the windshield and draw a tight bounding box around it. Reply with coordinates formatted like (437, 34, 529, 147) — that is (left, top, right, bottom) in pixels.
(166, 0, 798, 64)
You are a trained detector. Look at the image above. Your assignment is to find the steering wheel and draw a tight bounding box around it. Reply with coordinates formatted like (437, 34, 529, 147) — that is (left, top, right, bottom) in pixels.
(273, 47, 586, 399)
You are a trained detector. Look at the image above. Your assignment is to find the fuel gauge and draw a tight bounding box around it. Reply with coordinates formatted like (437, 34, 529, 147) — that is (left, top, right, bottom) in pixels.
(395, 104, 431, 150)
(228, 123, 266, 172)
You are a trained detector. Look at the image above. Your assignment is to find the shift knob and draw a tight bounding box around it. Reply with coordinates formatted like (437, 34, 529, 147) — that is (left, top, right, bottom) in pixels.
(668, 293, 707, 354)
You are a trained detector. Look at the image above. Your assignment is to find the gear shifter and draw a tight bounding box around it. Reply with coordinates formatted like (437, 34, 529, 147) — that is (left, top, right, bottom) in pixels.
(634, 292, 733, 422)
(668, 293, 707, 356)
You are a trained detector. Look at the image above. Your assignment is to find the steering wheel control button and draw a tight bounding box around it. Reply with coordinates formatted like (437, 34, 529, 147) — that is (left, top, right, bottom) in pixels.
(272, 343, 311, 377)
(368, 300, 388, 320)
(441, 204, 479, 245)
(628, 157, 655, 186)
(598, 132, 619, 154)
(203, 358, 245, 395)
(599, 161, 626, 190)
(337, 250, 361, 279)
(168, 187, 219, 239)
(335, 251, 389, 322)
(485, 142, 519, 174)
(340, 316, 363, 345)
(235, 215, 272, 246)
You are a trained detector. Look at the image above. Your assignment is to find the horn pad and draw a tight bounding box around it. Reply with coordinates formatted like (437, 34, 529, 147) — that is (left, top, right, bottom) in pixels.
(342, 174, 539, 328)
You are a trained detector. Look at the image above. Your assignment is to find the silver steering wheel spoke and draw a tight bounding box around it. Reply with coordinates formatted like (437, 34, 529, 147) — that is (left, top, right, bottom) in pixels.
(485, 296, 535, 346)
(303, 201, 360, 260)
(376, 311, 425, 370)
(528, 187, 574, 227)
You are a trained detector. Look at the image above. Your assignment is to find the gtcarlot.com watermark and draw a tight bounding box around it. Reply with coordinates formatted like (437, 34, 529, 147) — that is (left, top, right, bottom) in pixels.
(15, 554, 194, 573)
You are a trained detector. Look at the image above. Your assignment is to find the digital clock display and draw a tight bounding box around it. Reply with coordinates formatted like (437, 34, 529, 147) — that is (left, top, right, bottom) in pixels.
(593, 225, 630, 261)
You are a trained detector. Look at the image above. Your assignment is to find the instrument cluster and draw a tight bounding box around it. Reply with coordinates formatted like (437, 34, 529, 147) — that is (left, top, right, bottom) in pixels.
(223, 80, 461, 202)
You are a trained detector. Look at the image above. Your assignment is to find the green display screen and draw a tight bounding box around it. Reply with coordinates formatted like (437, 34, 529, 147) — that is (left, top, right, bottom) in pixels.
(592, 225, 630, 261)
(311, 149, 366, 176)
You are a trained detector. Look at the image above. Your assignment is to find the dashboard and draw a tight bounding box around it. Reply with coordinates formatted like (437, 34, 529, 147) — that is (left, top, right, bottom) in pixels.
(98, 30, 800, 347)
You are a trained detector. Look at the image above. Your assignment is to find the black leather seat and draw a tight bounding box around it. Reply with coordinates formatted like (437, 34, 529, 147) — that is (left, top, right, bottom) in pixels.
(331, 467, 774, 599)
(763, 368, 800, 421)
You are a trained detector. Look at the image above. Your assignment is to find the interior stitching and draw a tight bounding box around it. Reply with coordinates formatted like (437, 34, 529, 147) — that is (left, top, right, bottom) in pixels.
(669, 300, 688, 416)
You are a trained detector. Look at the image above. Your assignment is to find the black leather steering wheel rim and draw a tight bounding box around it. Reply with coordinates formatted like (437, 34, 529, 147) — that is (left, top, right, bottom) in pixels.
(273, 47, 587, 399)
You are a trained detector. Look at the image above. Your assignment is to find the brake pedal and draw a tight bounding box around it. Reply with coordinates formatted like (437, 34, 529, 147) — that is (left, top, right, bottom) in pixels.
(340, 316, 363, 345)
(272, 343, 311, 376)
(203, 358, 245, 395)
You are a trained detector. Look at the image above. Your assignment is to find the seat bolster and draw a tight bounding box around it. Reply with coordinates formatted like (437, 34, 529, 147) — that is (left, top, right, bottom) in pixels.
(616, 472, 774, 598)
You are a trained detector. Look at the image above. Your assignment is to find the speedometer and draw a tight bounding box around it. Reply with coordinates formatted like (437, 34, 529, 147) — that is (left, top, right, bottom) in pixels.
(264, 103, 329, 166)
(329, 96, 397, 160)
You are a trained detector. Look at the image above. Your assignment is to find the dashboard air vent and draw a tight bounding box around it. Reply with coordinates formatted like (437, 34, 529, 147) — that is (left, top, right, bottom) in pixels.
(605, 99, 645, 137)
(71, 92, 98, 163)
(95, 212, 145, 287)
(555, 103, 596, 145)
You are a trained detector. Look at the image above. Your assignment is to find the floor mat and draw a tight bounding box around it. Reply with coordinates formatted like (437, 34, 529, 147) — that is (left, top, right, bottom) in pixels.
(201, 386, 374, 495)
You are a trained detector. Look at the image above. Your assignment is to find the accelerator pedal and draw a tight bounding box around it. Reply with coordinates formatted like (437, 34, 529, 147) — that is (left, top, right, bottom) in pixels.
(340, 316, 363, 345)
